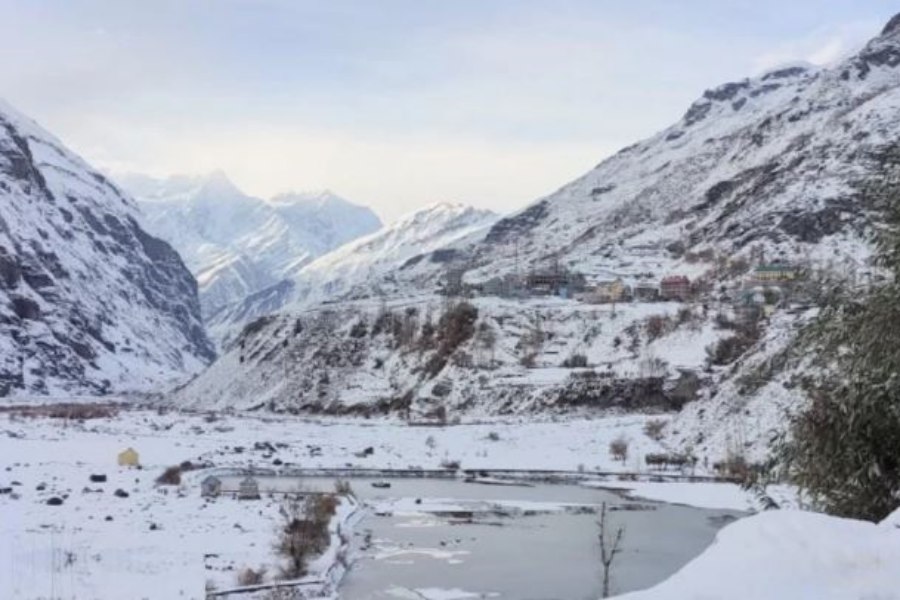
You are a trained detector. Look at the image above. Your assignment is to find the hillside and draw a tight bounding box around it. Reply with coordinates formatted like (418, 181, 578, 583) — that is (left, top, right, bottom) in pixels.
(205, 202, 496, 345)
(176, 17, 900, 464)
(0, 100, 214, 397)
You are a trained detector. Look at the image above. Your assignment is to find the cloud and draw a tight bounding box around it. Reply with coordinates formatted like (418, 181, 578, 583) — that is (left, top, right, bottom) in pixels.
(0, 1, 891, 222)
(99, 117, 616, 222)
(751, 19, 880, 73)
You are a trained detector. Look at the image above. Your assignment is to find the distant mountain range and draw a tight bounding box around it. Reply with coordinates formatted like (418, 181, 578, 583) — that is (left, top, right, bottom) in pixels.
(118, 172, 382, 321)
(204, 201, 497, 346)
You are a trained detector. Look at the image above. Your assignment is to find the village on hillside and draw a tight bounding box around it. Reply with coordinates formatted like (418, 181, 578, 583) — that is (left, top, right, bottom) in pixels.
(440, 244, 876, 327)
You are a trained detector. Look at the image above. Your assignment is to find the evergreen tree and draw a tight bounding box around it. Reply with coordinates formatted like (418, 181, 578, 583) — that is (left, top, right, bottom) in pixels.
(784, 145, 900, 522)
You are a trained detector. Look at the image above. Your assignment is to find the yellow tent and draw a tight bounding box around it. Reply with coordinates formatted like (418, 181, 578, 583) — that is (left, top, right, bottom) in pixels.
(117, 447, 140, 467)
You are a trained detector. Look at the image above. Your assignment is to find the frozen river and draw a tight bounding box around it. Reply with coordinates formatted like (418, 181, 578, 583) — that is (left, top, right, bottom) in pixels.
(222, 475, 744, 599)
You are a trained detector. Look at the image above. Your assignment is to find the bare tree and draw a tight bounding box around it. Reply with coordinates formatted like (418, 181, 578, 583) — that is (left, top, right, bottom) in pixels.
(609, 436, 629, 464)
(598, 502, 625, 598)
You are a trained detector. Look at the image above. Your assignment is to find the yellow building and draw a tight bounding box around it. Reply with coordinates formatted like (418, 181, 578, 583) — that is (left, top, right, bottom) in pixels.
(117, 447, 140, 467)
(579, 278, 628, 304)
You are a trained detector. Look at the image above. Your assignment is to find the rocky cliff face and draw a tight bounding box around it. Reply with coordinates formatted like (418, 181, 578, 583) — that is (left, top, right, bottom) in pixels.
(0, 100, 214, 397)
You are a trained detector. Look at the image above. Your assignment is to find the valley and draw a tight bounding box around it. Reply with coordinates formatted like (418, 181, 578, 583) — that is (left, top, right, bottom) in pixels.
(3, 6, 900, 600)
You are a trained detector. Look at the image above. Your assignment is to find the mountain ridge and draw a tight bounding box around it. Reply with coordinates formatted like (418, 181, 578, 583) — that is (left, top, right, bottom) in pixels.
(118, 172, 383, 324)
(0, 99, 214, 397)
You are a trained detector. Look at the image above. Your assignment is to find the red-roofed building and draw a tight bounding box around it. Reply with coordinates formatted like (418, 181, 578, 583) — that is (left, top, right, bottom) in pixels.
(660, 276, 691, 300)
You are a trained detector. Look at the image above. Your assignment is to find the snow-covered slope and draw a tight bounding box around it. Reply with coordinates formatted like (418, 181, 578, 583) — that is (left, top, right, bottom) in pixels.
(615, 510, 900, 600)
(205, 202, 496, 345)
(119, 172, 381, 319)
(290, 202, 497, 302)
(180, 16, 900, 464)
(0, 100, 215, 397)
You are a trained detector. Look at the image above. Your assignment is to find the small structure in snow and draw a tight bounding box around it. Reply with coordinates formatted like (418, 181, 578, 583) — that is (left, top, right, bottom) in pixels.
(201, 475, 222, 498)
(117, 447, 140, 468)
(237, 475, 260, 500)
(634, 282, 660, 301)
(481, 273, 526, 298)
(579, 279, 629, 303)
(752, 262, 798, 284)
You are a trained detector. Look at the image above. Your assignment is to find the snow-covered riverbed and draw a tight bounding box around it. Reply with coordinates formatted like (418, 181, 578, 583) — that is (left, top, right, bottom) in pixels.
(0, 405, 759, 598)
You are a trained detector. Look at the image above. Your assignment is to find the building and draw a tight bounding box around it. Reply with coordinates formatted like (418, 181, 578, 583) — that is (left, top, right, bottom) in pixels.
(237, 475, 261, 500)
(634, 282, 660, 301)
(597, 279, 629, 302)
(201, 475, 222, 498)
(752, 263, 798, 283)
(117, 447, 140, 468)
(660, 276, 691, 301)
(481, 274, 526, 298)
(578, 279, 628, 304)
(527, 270, 568, 295)
(526, 269, 586, 298)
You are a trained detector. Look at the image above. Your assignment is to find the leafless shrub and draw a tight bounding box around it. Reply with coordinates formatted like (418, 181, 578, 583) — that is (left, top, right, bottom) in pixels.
(609, 436, 629, 463)
(334, 479, 353, 496)
(520, 351, 538, 368)
(643, 419, 666, 442)
(156, 465, 181, 486)
(645, 315, 670, 341)
(562, 353, 588, 368)
(598, 502, 625, 598)
(440, 458, 461, 470)
(236, 566, 267, 586)
(274, 494, 337, 580)
(424, 301, 479, 377)
(706, 326, 759, 366)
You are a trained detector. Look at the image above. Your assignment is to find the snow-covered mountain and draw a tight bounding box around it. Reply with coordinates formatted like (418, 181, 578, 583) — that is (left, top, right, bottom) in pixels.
(118, 172, 382, 319)
(176, 16, 900, 465)
(0, 100, 215, 397)
(205, 202, 497, 345)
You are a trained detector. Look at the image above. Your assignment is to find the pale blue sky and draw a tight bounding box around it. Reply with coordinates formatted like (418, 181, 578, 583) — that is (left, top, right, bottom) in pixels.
(0, 1, 895, 220)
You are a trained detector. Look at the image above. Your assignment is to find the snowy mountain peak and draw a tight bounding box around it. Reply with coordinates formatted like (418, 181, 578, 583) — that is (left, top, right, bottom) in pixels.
(394, 202, 494, 230)
(270, 189, 341, 206)
(122, 172, 382, 330)
(881, 12, 900, 36)
(195, 169, 244, 200)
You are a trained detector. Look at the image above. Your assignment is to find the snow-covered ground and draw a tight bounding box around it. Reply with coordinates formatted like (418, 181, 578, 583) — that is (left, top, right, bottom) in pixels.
(1, 405, 897, 599)
(616, 509, 900, 600)
(0, 405, 744, 599)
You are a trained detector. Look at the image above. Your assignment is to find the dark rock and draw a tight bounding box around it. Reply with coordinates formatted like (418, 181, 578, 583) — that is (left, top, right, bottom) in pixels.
(113, 488, 129, 498)
(484, 200, 549, 244)
(46, 497, 64, 506)
(703, 80, 750, 102)
(762, 66, 809, 80)
(882, 13, 900, 36)
(10, 296, 40, 320)
(89, 474, 107, 483)
(683, 101, 712, 126)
